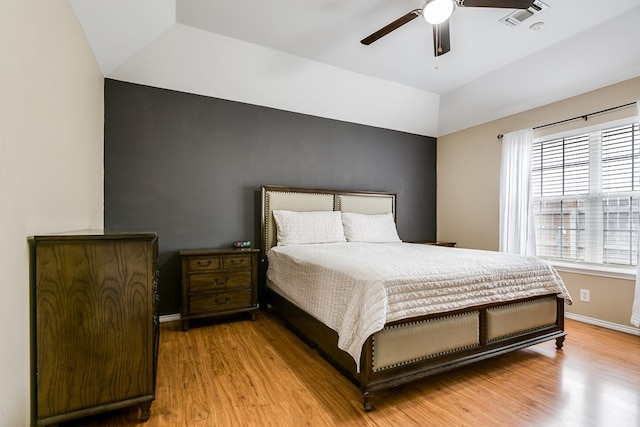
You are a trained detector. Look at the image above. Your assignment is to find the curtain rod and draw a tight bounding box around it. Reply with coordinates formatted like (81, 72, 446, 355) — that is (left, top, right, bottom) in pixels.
(496, 101, 636, 140)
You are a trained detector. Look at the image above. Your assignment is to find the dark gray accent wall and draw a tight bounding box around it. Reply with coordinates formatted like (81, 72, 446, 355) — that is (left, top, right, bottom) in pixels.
(104, 79, 436, 315)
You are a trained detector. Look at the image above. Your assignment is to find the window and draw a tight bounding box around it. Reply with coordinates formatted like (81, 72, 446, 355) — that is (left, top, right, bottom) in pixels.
(532, 121, 640, 267)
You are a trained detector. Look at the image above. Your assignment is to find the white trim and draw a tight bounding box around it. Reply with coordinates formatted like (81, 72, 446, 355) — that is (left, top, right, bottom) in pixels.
(632, 100, 640, 328)
(552, 261, 636, 281)
(159, 313, 181, 323)
(565, 312, 640, 336)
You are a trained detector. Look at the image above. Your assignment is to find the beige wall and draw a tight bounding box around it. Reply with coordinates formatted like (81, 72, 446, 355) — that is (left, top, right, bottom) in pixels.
(0, 1, 104, 425)
(437, 76, 640, 329)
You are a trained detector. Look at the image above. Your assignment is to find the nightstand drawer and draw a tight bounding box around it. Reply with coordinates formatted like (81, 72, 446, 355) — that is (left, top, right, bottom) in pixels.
(222, 254, 253, 269)
(189, 290, 252, 313)
(189, 270, 251, 292)
(187, 256, 221, 271)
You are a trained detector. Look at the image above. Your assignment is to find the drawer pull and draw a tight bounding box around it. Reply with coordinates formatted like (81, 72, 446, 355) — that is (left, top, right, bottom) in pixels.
(215, 297, 229, 305)
(214, 277, 228, 285)
(196, 259, 212, 267)
(229, 259, 243, 265)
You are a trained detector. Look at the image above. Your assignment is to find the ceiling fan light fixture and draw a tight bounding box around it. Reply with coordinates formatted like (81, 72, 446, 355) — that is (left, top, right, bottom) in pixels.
(422, 0, 455, 25)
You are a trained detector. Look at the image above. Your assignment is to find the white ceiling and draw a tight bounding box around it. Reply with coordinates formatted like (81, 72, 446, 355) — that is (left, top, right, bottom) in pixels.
(70, 0, 640, 136)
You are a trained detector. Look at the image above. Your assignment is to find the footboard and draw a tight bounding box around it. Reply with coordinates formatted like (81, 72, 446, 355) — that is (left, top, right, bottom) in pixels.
(359, 295, 566, 410)
(267, 287, 566, 411)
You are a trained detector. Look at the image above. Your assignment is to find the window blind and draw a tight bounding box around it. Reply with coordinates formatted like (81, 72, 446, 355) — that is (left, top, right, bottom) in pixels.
(532, 122, 640, 266)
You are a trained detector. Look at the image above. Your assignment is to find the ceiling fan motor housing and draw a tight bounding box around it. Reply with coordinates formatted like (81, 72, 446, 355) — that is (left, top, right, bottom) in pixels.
(422, 0, 456, 25)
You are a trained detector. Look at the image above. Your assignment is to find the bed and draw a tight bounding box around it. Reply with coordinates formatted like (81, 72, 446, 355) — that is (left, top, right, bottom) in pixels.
(260, 185, 571, 411)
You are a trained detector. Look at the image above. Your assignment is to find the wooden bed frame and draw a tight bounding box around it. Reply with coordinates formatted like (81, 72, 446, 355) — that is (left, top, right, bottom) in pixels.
(260, 185, 566, 411)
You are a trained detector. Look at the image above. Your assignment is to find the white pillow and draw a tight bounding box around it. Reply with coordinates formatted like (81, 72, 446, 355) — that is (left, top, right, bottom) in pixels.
(272, 210, 346, 246)
(341, 212, 401, 243)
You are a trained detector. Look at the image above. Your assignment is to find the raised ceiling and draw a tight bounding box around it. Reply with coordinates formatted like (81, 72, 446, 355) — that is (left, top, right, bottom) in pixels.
(70, 0, 640, 136)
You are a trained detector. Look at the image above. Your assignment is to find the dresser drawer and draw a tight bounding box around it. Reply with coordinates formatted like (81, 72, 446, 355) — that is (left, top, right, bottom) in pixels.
(189, 270, 251, 292)
(222, 254, 253, 269)
(186, 256, 221, 271)
(189, 290, 253, 313)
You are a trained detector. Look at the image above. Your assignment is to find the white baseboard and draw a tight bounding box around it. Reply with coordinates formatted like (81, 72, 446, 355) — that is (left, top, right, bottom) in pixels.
(565, 312, 640, 336)
(159, 313, 181, 323)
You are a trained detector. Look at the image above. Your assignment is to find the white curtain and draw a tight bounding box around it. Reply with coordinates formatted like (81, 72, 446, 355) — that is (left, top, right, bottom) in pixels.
(632, 100, 640, 328)
(499, 128, 536, 256)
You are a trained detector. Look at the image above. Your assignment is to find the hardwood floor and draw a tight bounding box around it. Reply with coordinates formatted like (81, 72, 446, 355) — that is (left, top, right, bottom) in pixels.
(62, 311, 640, 427)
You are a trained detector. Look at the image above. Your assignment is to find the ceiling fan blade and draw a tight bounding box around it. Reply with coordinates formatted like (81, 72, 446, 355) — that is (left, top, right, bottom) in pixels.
(433, 20, 451, 57)
(459, 0, 533, 8)
(361, 9, 421, 45)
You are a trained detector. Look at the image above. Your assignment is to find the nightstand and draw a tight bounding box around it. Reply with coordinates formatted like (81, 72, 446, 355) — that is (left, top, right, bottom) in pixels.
(180, 248, 259, 331)
(412, 241, 457, 247)
(426, 241, 456, 247)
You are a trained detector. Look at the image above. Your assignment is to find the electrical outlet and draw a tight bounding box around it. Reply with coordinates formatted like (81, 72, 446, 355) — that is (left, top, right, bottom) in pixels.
(580, 289, 590, 302)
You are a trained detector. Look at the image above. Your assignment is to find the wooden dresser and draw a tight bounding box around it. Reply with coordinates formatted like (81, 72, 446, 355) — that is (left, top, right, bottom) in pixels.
(180, 248, 259, 330)
(29, 231, 159, 426)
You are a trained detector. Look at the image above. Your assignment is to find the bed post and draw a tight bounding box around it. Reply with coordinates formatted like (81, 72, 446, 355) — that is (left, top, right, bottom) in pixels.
(360, 338, 375, 411)
(555, 297, 566, 349)
(259, 186, 268, 309)
(363, 392, 374, 412)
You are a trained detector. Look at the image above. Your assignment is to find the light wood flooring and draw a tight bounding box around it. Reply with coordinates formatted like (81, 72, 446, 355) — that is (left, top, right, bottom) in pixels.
(63, 311, 640, 427)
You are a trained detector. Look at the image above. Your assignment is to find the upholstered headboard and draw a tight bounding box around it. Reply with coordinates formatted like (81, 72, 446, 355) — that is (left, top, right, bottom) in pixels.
(260, 185, 396, 259)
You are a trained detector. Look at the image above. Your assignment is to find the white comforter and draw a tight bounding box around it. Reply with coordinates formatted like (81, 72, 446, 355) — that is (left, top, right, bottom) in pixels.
(266, 242, 571, 371)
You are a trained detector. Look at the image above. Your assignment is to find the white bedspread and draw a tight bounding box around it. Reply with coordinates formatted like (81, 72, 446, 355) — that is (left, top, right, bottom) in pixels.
(266, 242, 571, 371)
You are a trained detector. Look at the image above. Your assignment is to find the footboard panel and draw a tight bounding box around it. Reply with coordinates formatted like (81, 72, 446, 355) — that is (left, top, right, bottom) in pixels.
(486, 296, 558, 342)
(372, 311, 480, 372)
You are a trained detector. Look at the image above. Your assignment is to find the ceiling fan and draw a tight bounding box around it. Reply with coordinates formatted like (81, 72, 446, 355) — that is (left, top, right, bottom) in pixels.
(361, 0, 534, 57)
